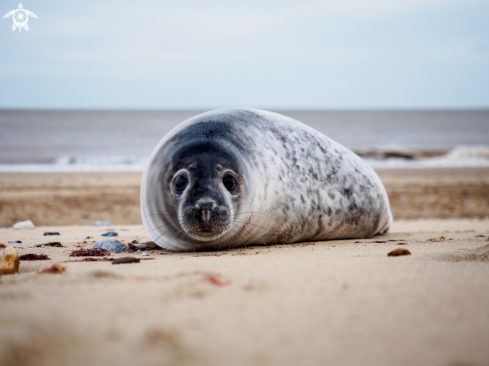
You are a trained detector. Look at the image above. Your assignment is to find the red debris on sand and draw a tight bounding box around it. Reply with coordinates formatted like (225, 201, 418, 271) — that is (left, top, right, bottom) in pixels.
(397, 242, 408, 245)
(134, 276, 151, 282)
(302, 242, 315, 246)
(70, 248, 110, 257)
(127, 243, 138, 252)
(370, 241, 386, 244)
(20, 253, 50, 261)
(203, 274, 231, 286)
(63, 257, 112, 263)
(112, 257, 140, 265)
(48, 243, 64, 247)
(355, 241, 362, 243)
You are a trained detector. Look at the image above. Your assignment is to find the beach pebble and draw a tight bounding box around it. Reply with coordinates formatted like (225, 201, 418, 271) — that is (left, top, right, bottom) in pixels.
(91, 221, 113, 226)
(387, 248, 411, 257)
(0, 247, 20, 275)
(38, 263, 65, 274)
(112, 257, 140, 265)
(475, 235, 486, 238)
(101, 231, 118, 237)
(142, 252, 149, 256)
(0, 243, 5, 249)
(34, 242, 64, 248)
(13, 220, 35, 230)
(91, 239, 125, 253)
(8, 240, 22, 244)
(44, 232, 60, 236)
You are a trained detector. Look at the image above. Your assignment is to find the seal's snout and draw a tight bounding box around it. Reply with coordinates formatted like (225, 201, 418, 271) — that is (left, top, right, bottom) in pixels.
(196, 199, 217, 226)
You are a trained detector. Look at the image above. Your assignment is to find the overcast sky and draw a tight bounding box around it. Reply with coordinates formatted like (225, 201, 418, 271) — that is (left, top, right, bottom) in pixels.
(0, 0, 488, 109)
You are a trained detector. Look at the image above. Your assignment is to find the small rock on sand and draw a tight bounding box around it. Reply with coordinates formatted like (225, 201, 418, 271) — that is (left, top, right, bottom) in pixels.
(91, 221, 112, 226)
(43, 232, 60, 236)
(38, 263, 65, 274)
(387, 248, 412, 257)
(34, 242, 64, 248)
(8, 240, 22, 244)
(91, 239, 125, 253)
(112, 257, 140, 265)
(13, 220, 35, 230)
(0, 243, 6, 249)
(0, 247, 20, 275)
(101, 231, 118, 237)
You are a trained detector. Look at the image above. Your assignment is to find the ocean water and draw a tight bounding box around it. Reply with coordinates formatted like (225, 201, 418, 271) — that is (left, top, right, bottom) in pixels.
(0, 109, 488, 171)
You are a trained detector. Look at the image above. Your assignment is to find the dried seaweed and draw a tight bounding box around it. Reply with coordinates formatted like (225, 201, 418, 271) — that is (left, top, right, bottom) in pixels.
(70, 248, 110, 257)
(19, 253, 51, 261)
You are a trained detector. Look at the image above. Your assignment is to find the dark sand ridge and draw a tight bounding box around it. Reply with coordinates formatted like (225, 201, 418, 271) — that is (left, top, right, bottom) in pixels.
(1, 168, 489, 226)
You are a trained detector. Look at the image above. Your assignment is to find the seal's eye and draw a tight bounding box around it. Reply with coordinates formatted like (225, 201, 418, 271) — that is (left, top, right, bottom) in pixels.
(173, 174, 188, 193)
(223, 174, 236, 192)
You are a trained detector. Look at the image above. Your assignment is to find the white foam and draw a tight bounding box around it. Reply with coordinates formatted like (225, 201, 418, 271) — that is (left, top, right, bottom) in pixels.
(0, 145, 488, 172)
(365, 145, 489, 169)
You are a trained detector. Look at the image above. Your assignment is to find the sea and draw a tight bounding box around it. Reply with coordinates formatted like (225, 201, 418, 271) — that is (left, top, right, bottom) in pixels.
(0, 109, 488, 172)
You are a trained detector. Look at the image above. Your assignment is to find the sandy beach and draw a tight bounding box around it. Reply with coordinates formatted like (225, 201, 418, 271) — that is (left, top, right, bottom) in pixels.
(1, 168, 489, 366)
(1, 168, 489, 227)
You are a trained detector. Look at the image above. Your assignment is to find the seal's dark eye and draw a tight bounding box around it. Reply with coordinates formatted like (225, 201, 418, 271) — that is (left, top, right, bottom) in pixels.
(223, 174, 236, 191)
(173, 174, 188, 193)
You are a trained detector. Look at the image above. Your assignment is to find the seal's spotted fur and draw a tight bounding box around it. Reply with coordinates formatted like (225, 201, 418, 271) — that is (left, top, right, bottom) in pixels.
(141, 108, 392, 251)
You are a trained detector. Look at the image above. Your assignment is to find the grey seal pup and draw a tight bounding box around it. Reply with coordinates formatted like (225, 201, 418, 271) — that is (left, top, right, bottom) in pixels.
(141, 108, 392, 251)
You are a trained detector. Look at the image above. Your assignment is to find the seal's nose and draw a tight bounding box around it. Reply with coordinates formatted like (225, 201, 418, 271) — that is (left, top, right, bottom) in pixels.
(196, 199, 217, 225)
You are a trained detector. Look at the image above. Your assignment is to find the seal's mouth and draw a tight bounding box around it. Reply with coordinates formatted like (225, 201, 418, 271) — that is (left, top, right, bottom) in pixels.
(186, 227, 227, 241)
(197, 229, 215, 236)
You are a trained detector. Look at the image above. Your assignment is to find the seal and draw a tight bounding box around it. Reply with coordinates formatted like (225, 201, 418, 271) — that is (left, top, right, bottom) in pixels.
(141, 108, 392, 251)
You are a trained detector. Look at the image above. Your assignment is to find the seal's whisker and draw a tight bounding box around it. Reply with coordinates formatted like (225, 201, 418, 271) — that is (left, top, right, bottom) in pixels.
(228, 219, 269, 232)
(144, 213, 181, 220)
(161, 228, 184, 249)
(152, 229, 173, 246)
(145, 215, 183, 233)
(225, 224, 248, 249)
(233, 211, 268, 217)
(145, 223, 174, 234)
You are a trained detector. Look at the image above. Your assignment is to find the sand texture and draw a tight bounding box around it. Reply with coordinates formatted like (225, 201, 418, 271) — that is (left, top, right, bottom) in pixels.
(1, 168, 489, 227)
(1, 219, 489, 366)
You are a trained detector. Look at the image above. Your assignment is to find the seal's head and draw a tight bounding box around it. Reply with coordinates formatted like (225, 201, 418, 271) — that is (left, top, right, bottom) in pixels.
(167, 142, 243, 241)
(141, 114, 255, 251)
